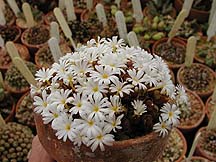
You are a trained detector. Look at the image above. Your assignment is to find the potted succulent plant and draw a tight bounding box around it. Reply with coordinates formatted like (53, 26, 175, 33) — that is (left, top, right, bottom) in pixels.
(0, 43, 30, 73)
(152, 37, 186, 70)
(2, 3, 16, 26)
(144, 0, 176, 19)
(154, 128, 187, 162)
(0, 25, 21, 43)
(4, 61, 37, 96)
(34, 44, 71, 68)
(177, 89, 205, 133)
(177, 63, 216, 99)
(0, 86, 15, 122)
(195, 127, 216, 161)
(174, 0, 212, 23)
(194, 36, 216, 70)
(32, 36, 189, 162)
(0, 122, 33, 162)
(15, 91, 35, 129)
(21, 25, 50, 53)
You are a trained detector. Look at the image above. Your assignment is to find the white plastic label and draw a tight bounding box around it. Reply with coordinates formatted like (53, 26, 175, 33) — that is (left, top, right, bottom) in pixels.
(6, 0, 20, 17)
(50, 21, 60, 43)
(0, 7, 6, 25)
(65, 0, 76, 21)
(182, 0, 194, 17)
(5, 41, 20, 60)
(207, 10, 216, 41)
(115, 11, 128, 41)
(0, 0, 5, 10)
(48, 37, 63, 63)
(115, 0, 121, 8)
(127, 31, 140, 47)
(22, 3, 35, 28)
(58, 0, 65, 10)
(96, 3, 107, 27)
(87, 0, 93, 11)
(209, 0, 216, 23)
(132, 0, 143, 23)
(0, 35, 4, 48)
(185, 36, 197, 67)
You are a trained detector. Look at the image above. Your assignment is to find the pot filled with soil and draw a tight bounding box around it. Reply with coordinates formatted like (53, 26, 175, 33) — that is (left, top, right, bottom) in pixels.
(2, 4, 16, 26)
(35, 43, 72, 68)
(154, 128, 187, 162)
(177, 63, 216, 99)
(0, 43, 30, 73)
(152, 37, 186, 70)
(0, 25, 21, 43)
(21, 25, 50, 53)
(177, 90, 205, 133)
(4, 61, 37, 96)
(195, 127, 216, 161)
(205, 96, 215, 121)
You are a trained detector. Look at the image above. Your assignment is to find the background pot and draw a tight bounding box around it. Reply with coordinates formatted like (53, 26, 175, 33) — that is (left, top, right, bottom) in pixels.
(174, 0, 210, 23)
(205, 96, 215, 121)
(0, 25, 21, 43)
(143, 6, 176, 19)
(34, 113, 169, 162)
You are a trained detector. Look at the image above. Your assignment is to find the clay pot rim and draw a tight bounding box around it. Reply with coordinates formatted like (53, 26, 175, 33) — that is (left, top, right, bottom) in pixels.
(0, 43, 30, 70)
(15, 91, 35, 128)
(191, 156, 209, 161)
(21, 25, 50, 49)
(4, 80, 30, 95)
(0, 25, 22, 43)
(177, 89, 205, 131)
(152, 37, 186, 69)
(196, 127, 216, 161)
(177, 63, 216, 98)
(205, 96, 214, 120)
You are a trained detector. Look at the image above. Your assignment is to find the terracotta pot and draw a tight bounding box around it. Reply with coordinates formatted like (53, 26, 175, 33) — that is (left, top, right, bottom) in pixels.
(0, 25, 21, 43)
(15, 91, 35, 129)
(35, 44, 72, 68)
(177, 63, 216, 99)
(152, 37, 186, 70)
(205, 96, 215, 120)
(143, 6, 176, 19)
(4, 80, 30, 96)
(34, 113, 169, 162)
(177, 90, 205, 133)
(16, 15, 44, 30)
(190, 156, 210, 162)
(174, 0, 210, 23)
(4, 5, 16, 26)
(21, 25, 50, 54)
(195, 127, 216, 161)
(0, 43, 30, 73)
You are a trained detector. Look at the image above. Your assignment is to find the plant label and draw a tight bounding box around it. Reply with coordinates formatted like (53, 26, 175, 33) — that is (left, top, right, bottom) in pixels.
(115, 11, 128, 41)
(127, 31, 140, 47)
(185, 36, 196, 67)
(207, 105, 216, 130)
(5, 41, 20, 60)
(96, 3, 107, 27)
(0, 7, 6, 25)
(65, 0, 76, 21)
(54, 8, 76, 50)
(22, 3, 36, 28)
(115, 0, 121, 8)
(182, 0, 194, 17)
(168, 9, 187, 43)
(207, 10, 216, 41)
(13, 57, 37, 86)
(48, 37, 63, 63)
(0, 35, 4, 48)
(6, 0, 20, 17)
(209, 0, 216, 23)
(0, 0, 5, 10)
(132, 0, 143, 23)
(0, 114, 6, 128)
(50, 21, 60, 43)
(87, 0, 93, 11)
(58, 0, 65, 10)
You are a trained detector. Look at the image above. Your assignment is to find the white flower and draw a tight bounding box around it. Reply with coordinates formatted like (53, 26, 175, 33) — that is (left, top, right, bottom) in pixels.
(30, 84, 42, 97)
(52, 114, 76, 142)
(108, 95, 123, 116)
(160, 103, 181, 126)
(131, 100, 147, 116)
(72, 60, 93, 76)
(35, 67, 54, 83)
(61, 71, 76, 86)
(104, 114, 124, 133)
(105, 36, 125, 52)
(87, 129, 115, 152)
(69, 93, 88, 116)
(90, 65, 118, 85)
(41, 106, 64, 124)
(153, 117, 171, 137)
(73, 130, 88, 147)
(33, 90, 51, 114)
(127, 69, 147, 90)
(110, 79, 133, 97)
(142, 68, 159, 87)
(83, 79, 108, 97)
(50, 89, 73, 111)
(74, 116, 101, 138)
(85, 94, 111, 122)
(52, 59, 70, 80)
(176, 84, 188, 104)
(159, 76, 175, 99)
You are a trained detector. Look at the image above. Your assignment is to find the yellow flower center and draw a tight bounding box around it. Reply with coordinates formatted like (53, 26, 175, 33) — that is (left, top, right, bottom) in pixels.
(96, 134, 103, 140)
(161, 122, 166, 129)
(88, 120, 94, 126)
(65, 124, 71, 131)
(93, 86, 99, 92)
(93, 106, 99, 112)
(77, 102, 82, 108)
(102, 73, 108, 79)
(61, 99, 66, 104)
(168, 112, 173, 118)
(43, 102, 47, 107)
(53, 113, 58, 118)
(112, 106, 118, 112)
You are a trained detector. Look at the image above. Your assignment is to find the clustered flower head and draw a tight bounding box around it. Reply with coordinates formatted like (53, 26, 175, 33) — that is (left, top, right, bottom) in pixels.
(31, 36, 189, 152)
